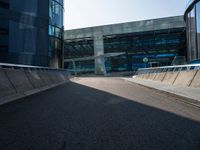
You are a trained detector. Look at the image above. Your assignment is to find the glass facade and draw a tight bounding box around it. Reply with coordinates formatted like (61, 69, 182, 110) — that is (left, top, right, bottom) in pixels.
(0, 0, 64, 68)
(49, 0, 64, 68)
(196, 2, 200, 59)
(104, 28, 186, 72)
(64, 38, 95, 71)
(185, 0, 200, 62)
(0, 1, 9, 53)
(64, 28, 186, 73)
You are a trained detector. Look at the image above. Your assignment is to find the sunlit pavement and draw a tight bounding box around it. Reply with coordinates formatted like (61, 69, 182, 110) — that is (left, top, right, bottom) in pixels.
(0, 77, 200, 150)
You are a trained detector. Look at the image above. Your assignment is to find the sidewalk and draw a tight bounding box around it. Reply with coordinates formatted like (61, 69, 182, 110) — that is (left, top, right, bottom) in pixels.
(123, 77, 200, 106)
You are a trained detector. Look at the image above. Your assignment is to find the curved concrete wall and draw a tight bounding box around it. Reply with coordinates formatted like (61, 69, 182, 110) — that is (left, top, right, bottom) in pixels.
(134, 69, 200, 88)
(0, 67, 69, 105)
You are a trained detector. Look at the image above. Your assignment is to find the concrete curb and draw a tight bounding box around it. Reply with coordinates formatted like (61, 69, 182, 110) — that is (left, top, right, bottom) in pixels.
(122, 78, 200, 108)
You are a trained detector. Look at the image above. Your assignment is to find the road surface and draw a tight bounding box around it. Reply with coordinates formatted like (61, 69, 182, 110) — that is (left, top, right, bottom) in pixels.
(0, 77, 200, 150)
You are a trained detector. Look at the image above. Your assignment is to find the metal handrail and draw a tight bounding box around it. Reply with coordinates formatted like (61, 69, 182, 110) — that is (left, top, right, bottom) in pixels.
(136, 64, 200, 75)
(0, 63, 68, 72)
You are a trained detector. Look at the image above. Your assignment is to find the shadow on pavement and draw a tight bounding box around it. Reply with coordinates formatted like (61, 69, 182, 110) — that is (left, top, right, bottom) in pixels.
(0, 81, 200, 150)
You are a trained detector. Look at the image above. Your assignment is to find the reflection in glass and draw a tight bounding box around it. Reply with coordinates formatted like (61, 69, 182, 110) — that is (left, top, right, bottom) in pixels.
(10, 0, 38, 16)
(196, 2, 200, 58)
(48, 0, 64, 68)
(185, 1, 200, 62)
(49, 0, 63, 28)
(103, 28, 186, 71)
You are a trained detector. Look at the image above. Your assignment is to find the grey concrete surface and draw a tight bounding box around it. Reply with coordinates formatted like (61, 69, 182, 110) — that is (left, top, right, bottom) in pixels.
(153, 72, 166, 81)
(64, 16, 185, 40)
(0, 69, 16, 97)
(190, 70, 200, 88)
(135, 69, 200, 89)
(26, 70, 45, 88)
(162, 71, 179, 85)
(125, 77, 200, 103)
(0, 77, 200, 150)
(37, 71, 50, 86)
(173, 70, 197, 86)
(42, 71, 54, 85)
(0, 67, 69, 106)
(5, 69, 34, 93)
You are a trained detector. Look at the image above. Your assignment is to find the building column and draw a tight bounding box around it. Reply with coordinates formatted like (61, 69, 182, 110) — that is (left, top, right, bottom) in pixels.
(72, 61, 77, 76)
(93, 35, 106, 75)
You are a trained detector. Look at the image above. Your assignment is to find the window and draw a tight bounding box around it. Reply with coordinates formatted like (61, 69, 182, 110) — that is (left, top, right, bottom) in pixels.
(188, 7, 197, 60)
(49, 0, 63, 28)
(196, 2, 200, 58)
(9, 21, 36, 53)
(10, 0, 37, 16)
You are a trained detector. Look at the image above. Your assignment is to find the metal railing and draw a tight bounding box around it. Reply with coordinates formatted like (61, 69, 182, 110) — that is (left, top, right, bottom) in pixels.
(135, 64, 200, 75)
(0, 63, 69, 74)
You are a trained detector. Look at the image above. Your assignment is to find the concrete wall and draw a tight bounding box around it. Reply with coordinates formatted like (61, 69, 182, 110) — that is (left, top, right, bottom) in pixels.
(154, 72, 167, 82)
(173, 70, 197, 86)
(162, 72, 180, 85)
(64, 16, 185, 40)
(134, 69, 200, 88)
(190, 70, 200, 88)
(0, 67, 69, 105)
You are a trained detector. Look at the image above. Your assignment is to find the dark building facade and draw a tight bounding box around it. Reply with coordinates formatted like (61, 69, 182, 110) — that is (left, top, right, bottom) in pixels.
(185, 0, 200, 63)
(64, 16, 186, 74)
(0, 0, 64, 68)
(64, 37, 95, 72)
(103, 28, 186, 71)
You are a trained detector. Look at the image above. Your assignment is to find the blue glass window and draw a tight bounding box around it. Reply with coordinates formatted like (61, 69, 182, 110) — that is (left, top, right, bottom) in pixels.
(196, 2, 200, 58)
(49, 0, 63, 28)
(10, 0, 38, 16)
(196, 2, 200, 33)
(49, 25, 62, 39)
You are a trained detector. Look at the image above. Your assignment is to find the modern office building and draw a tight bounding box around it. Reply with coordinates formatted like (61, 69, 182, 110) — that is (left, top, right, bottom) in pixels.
(64, 16, 186, 74)
(0, 0, 64, 68)
(185, 0, 200, 63)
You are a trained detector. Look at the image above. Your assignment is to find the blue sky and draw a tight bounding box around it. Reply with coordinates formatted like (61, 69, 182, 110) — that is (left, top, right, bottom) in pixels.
(64, 0, 186, 30)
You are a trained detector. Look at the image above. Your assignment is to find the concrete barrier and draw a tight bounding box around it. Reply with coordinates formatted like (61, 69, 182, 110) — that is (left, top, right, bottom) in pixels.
(189, 70, 200, 88)
(142, 74, 150, 79)
(137, 74, 143, 79)
(0, 64, 69, 105)
(148, 73, 157, 80)
(55, 72, 63, 82)
(153, 72, 166, 81)
(47, 70, 56, 84)
(26, 70, 45, 88)
(5, 69, 34, 93)
(38, 70, 53, 85)
(0, 69, 16, 98)
(64, 72, 69, 80)
(173, 70, 198, 87)
(162, 71, 179, 85)
(134, 65, 200, 89)
(48, 71, 59, 83)
(56, 72, 66, 82)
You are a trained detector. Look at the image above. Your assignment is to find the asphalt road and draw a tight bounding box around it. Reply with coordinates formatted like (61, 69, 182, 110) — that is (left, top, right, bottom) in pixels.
(0, 77, 200, 150)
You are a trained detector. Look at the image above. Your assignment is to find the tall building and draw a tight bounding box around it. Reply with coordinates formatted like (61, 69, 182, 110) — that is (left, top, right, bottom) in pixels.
(64, 16, 186, 74)
(0, 0, 64, 68)
(185, 0, 200, 63)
